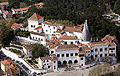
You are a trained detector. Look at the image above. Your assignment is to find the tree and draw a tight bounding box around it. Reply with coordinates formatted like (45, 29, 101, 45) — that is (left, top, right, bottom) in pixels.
(0, 19, 14, 47)
(113, 0, 120, 14)
(31, 44, 49, 58)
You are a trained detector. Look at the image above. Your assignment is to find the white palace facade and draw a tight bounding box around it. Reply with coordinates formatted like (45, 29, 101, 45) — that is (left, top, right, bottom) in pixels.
(18, 13, 117, 72)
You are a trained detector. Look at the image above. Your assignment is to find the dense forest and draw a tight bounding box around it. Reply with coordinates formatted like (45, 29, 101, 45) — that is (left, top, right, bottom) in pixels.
(1, 0, 120, 40)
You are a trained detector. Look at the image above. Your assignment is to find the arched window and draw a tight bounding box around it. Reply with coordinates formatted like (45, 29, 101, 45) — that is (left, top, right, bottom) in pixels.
(58, 61, 61, 65)
(63, 60, 67, 64)
(74, 60, 78, 63)
(68, 60, 72, 64)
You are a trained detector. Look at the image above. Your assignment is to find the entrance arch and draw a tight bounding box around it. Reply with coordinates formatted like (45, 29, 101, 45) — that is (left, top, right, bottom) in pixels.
(63, 60, 67, 65)
(74, 60, 78, 63)
(58, 61, 61, 65)
(68, 60, 72, 64)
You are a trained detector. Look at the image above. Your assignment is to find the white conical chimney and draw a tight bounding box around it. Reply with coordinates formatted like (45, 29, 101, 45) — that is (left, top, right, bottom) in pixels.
(82, 20, 91, 41)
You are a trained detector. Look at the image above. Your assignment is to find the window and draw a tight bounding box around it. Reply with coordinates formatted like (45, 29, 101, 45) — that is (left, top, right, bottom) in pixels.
(100, 54, 102, 57)
(38, 38, 40, 40)
(53, 27, 55, 29)
(51, 51, 54, 54)
(71, 53, 73, 56)
(95, 49, 98, 52)
(54, 66, 56, 69)
(95, 55, 98, 57)
(109, 48, 115, 50)
(54, 61, 56, 63)
(105, 54, 107, 56)
(91, 50, 93, 52)
(33, 37, 34, 39)
(75, 53, 78, 56)
(66, 54, 69, 57)
(48, 26, 50, 28)
(47, 60, 48, 62)
(62, 54, 64, 57)
(105, 48, 107, 51)
(34, 25, 35, 28)
(43, 60, 45, 62)
(81, 58, 83, 60)
(57, 54, 60, 57)
(79, 54, 84, 57)
(53, 31, 55, 33)
(46, 30, 48, 32)
(71, 42, 73, 44)
(31, 25, 33, 27)
(86, 51, 87, 53)
(36, 37, 37, 40)
(48, 66, 50, 68)
(44, 24, 45, 27)
(41, 39, 43, 41)
(100, 48, 102, 52)
(64, 42, 67, 45)
(37, 30, 39, 32)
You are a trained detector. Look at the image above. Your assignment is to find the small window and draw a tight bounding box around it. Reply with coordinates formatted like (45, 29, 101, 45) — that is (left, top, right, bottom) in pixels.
(46, 30, 48, 32)
(105, 48, 107, 51)
(54, 61, 56, 63)
(91, 50, 93, 52)
(51, 51, 54, 54)
(71, 42, 73, 44)
(36, 37, 37, 40)
(64, 42, 67, 45)
(54, 66, 56, 69)
(105, 54, 107, 56)
(95, 49, 97, 52)
(44, 24, 45, 27)
(66, 54, 69, 57)
(57, 54, 60, 57)
(48, 66, 50, 68)
(100, 54, 102, 57)
(71, 53, 73, 56)
(75, 53, 78, 56)
(62, 54, 64, 57)
(41, 39, 43, 41)
(33, 37, 34, 39)
(47, 60, 48, 62)
(100, 48, 102, 52)
(81, 58, 83, 60)
(38, 38, 40, 40)
(31, 25, 33, 27)
(53, 27, 55, 29)
(95, 55, 98, 57)
(48, 26, 50, 28)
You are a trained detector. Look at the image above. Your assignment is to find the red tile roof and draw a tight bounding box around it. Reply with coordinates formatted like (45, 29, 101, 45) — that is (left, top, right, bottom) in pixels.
(0, 2, 9, 5)
(12, 7, 29, 12)
(11, 23, 23, 29)
(29, 13, 43, 21)
(64, 26, 82, 33)
(34, 26, 42, 30)
(59, 36, 78, 40)
(31, 32, 49, 36)
(89, 42, 108, 46)
(1, 59, 12, 66)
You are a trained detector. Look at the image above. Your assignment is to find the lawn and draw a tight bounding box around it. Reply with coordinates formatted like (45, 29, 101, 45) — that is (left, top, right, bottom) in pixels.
(9, 48, 22, 55)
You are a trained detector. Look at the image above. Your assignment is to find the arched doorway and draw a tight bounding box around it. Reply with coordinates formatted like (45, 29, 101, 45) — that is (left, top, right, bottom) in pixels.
(74, 60, 78, 63)
(63, 60, 67, 65)
(68, 60, 72, 64)
(58, 61, 61, 65)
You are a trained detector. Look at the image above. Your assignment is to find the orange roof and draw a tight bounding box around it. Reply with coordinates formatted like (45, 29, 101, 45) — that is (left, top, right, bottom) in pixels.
(35, 3, 44, 6)
(11, 23, 23, 29)
(59, 36, 78, 40)
(79, 46, 90, 51)
(43, 21, 53, 25)
(79, 51, 85, 54)
(1, 59, 12, 66)
(109, 43, 116, 46)
(34, 26, 42, 30)
(60, 40, 64, 42)
(12, 7, 29, 11)
(51, 36, 57, 39)
(29, 13, 43, 21)
(89, 42, 108, 46)
(64, 26, 82, 33)
(0, 2, 8, 5)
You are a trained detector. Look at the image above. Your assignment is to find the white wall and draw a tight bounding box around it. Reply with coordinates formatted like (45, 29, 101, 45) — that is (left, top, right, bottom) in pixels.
(28, 20, 39, 32)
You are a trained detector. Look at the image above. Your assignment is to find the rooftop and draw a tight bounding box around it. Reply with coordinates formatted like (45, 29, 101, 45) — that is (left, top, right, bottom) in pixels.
(29, 13, 44, 21)
(56, 44, 79, 51)
(12, 7, 29, 12)
(11, 23, 23, 29)
(0, 2, 9, 5)
(47, 40, 60, 48)
(43, 21, 63, 26)
(59, 35, 78, 40)
(1, 59, 12, 66)
(79, 46, 90, 51)
(34, 26, 42, 30)
(89, 42, 108, 46)
(23, 44, 33, 50)
(64, 26, 82, 33)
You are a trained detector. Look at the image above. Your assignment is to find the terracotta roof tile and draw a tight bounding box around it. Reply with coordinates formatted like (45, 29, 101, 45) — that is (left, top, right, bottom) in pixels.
(109, 43, 116, 46)
(79, 46, 90, 51)
(11, 23, 23, 29)
(0, 2, 9, 5)
(56, 44, 79, 51)
(64, 26, 82, 33)
(89, 42, 108, 46)
(12, 7, 29, 12)
(79, 51, 85, 54)
(1, 59, 12, 66)
(29, 13, 43, 21)
(59, 35, 78, 40)
(34, 26, 42, 30)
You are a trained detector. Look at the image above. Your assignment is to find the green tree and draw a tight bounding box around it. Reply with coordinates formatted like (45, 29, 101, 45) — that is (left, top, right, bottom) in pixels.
(31, 44, 49, 58)
(113, 0, 120, 14)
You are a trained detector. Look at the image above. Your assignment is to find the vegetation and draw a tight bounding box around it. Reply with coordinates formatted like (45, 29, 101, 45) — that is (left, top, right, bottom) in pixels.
(16, 30, 30, 38)
(9, 48, 22, 55)
(113, 0, 120, 14)
(0, 19, 14, 47)
(31, 44, 49, 58)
